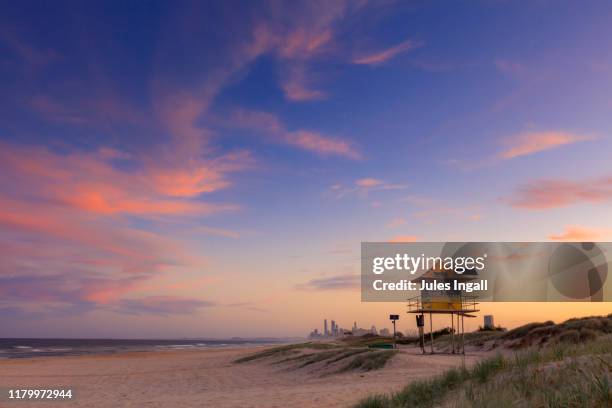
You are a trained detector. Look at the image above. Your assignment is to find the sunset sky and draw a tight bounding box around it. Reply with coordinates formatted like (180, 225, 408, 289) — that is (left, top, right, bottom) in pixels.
(1, 1, 611, 338)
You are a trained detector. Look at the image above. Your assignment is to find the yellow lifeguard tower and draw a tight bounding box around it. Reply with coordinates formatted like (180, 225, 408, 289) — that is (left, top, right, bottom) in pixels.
(407, 267, 479, 354)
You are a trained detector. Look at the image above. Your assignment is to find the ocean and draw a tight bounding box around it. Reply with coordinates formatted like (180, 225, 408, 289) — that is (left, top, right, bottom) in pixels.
(0, 338, 280, 359)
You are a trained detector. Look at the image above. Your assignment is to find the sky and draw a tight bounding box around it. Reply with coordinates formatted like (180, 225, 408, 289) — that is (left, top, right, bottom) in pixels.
(1, 0, 611, 339)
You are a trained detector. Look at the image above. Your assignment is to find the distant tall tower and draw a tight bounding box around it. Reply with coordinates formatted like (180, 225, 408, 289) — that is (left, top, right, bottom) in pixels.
(331, 320, 336, 336)
(324, 319, 328, 336)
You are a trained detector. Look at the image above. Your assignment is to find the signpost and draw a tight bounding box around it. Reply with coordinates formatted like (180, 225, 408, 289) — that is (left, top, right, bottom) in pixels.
(389, 314, 399, 348)
(416, 314, 425, 353)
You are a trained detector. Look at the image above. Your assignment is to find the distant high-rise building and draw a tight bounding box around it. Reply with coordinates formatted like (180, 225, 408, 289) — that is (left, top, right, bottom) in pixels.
(484, 315, 494, 330)
(324, 319, 328, 336)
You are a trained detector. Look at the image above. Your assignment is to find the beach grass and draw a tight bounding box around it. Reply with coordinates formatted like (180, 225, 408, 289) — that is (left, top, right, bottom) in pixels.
(233, 342, 338, 363)
(235, 341, 399, 373)
(354, 333, 612, 408)
(339, 350, 399, 373)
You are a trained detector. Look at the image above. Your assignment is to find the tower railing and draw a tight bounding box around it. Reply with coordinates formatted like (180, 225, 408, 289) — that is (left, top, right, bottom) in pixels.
(406, 294, 479, 314)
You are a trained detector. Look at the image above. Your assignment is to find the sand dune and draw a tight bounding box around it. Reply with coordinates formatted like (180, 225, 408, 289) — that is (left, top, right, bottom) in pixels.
(0, 346, 491, 408)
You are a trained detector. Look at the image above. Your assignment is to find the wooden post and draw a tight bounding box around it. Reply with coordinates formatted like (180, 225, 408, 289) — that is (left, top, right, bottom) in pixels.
(461, 314, 465, 355)
(419, 314, 425, 354)
(429, 312, 434, 354)
(451, 313, 455, 354)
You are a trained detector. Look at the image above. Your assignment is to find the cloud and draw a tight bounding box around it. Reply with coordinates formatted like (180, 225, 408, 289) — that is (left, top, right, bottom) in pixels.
(353, 39, 420, 66)
(0, 140, 241, 316)
(117, 296, 214, 316)
(498, 131, 592, 160)
(191, 226, 241, 239)
(295, 274, 360, 291)
(356, 178, 384, 188)
(507, 176, 612, 209)
(331, 178, 406, 198)
(0, 142, 243, 216)
(388, 235, 418, 243)
(0, 274, 215, 317)
(287, 130, 360, 159)
(225, 302, 268, 313)
(0, 274, 148, 307)
(280, 65, 327, 101)
(549, 225, 612, 241)
(227, 109, 361, 159)
(446, 130, 595, 170)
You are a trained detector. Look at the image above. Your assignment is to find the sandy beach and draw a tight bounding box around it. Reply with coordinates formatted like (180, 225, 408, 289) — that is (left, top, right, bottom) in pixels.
(0, 345, 490, 408)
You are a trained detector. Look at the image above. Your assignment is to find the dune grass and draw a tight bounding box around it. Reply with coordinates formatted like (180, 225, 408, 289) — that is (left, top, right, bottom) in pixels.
(233, 342, 338, 363)
(234, 342, 398, 373)
(235, 340, 400, 375)
(355, 334, 612, 408)
(340, 350, 399, 373)
(501, 315, 612, 349)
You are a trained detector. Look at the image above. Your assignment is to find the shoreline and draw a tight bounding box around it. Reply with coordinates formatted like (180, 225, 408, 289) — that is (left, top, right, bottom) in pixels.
(0, 339, 287, 361)
(0, 345, 491, 407)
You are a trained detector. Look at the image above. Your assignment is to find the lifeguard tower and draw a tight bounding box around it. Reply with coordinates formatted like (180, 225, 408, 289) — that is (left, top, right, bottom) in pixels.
(407, 267, 479, 354)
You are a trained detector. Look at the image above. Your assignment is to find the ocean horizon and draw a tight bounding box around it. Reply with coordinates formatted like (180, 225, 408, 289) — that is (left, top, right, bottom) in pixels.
(0, 338, 286, 359)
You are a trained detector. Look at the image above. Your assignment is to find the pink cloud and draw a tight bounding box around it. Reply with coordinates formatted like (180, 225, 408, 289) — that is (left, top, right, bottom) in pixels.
(192, 226, 241, 239)
(280, 65, 326, 101)
(228, 109, 361, 159)
(278, 27, 333, 59)
(0, 140, 240, 314)
(499, 131, 592, 160)
(508, 176, 612, 209)
(286, 130, 361, 159)
(0, 142, 243, 215)
(353, 39, 420, 66)
(356, 178, 384, 188)
(548, 225, 612, 241)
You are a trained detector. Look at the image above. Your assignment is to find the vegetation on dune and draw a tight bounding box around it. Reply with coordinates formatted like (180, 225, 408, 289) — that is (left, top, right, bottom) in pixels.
(296, 349, 349, 368)
(355, 333, 612, 408)
(234, 341, 398, 373)
(476, 325, 506, 332)
(341, 335, 401, 347)
(233, 342, 338, 363)
(339, 350, 399, 372)
(432, 330, 504, 350)
(324, 348, 371, 365)
(501, 315, 612, 348)
(432, 315, 612, 351)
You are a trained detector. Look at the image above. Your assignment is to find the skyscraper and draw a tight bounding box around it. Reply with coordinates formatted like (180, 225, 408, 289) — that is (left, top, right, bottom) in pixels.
(324, 319, 328, 336)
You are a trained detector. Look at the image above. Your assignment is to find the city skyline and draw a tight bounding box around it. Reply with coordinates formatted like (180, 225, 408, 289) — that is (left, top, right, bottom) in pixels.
(1, 1, 612, 338)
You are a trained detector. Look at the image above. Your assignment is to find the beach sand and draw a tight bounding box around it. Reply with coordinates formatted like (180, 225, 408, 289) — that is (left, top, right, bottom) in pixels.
(0, 346, 490, 407)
